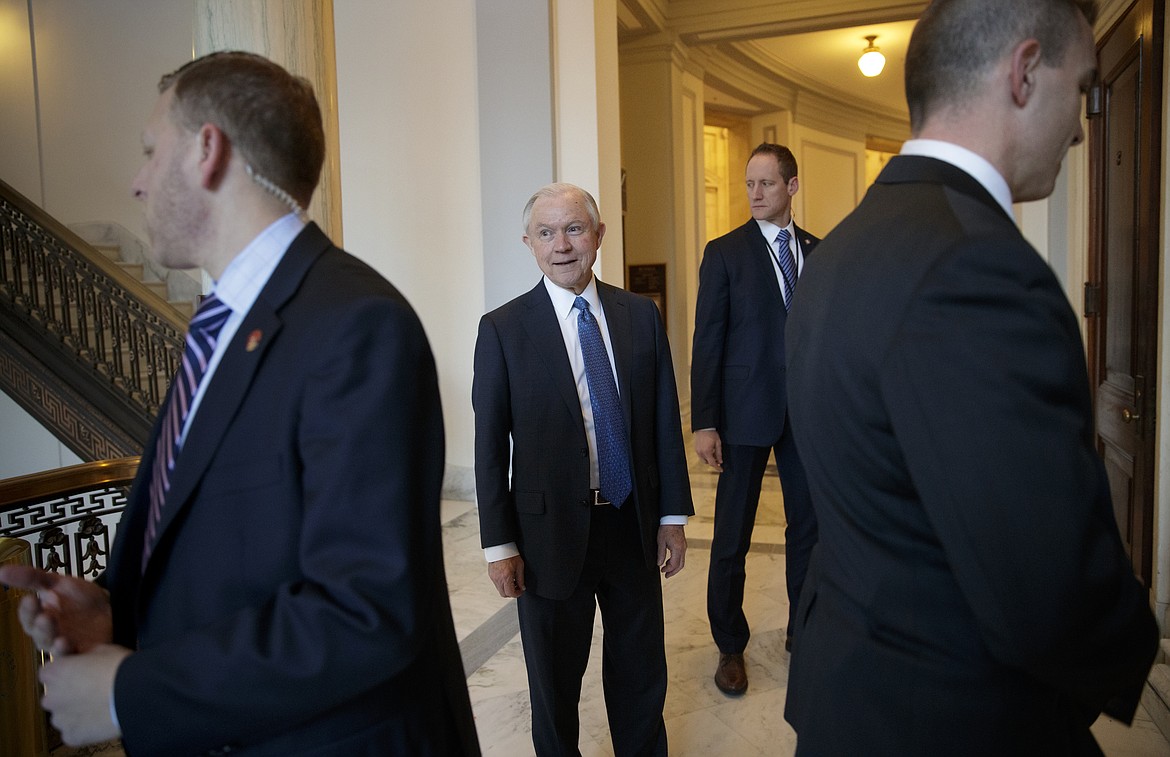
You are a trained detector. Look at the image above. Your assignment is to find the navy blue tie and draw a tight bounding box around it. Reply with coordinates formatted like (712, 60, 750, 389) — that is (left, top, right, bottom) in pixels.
(574, 296, 632, 508)
(774, 228, 797, 311)
(142, 293, 232, 570)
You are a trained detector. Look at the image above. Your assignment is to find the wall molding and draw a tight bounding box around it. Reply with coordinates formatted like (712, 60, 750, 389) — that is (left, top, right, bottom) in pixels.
(0, 330, 141, 462)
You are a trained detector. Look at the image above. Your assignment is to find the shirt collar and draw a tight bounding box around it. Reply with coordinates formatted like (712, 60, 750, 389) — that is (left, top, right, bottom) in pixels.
(543, 274, 600, 319)
(755, 218, 794, 244)
(900, 139, 1014, 217)
(211, 214, 306, 314)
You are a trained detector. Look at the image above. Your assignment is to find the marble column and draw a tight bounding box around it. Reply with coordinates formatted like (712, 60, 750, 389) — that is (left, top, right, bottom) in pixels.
(619, 35, 706, 392)
(194, 0, 343, 244)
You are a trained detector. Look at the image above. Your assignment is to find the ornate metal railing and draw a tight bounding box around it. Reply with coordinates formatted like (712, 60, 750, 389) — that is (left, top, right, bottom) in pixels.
(0, 457, 138, 579)
(0, 178, 186, 444)
(1, 458, 138, 757)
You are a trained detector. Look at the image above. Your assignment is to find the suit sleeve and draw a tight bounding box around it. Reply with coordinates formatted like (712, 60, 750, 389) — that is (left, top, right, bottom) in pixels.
(691, 240, 729, 431)
(472, 314, 519, 548)
(879, 237, 1157, 722)
(650, 303, 694, 517)
(114, 296, 449, 752)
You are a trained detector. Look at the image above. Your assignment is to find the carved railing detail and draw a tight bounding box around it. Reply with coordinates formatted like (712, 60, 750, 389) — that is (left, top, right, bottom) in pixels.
(0, 457, 138, 579)
(1, 178, 186, 444)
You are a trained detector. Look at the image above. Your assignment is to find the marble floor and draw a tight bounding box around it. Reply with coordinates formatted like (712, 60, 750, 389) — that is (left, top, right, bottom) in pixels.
(443, 439, 1170, 756)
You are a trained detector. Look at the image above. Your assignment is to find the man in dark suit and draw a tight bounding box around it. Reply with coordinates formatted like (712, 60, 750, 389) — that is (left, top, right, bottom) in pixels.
(473, 183, 692, 756)
(0, 52, 479, 755)
(784, 0, 1157, 752)
(691, 143, 819, 695)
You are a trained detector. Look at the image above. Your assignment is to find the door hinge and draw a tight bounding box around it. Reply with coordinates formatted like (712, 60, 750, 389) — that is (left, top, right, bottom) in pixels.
(1087, 81, 1103, 118)
(1083, 282, 1101, 316)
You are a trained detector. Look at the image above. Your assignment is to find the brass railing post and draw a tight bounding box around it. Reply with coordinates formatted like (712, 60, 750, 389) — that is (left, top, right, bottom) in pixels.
(0, 537, 48, 757)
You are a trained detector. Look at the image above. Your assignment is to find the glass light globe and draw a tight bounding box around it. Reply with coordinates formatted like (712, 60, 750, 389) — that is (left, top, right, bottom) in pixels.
(858, 49, 886, 77)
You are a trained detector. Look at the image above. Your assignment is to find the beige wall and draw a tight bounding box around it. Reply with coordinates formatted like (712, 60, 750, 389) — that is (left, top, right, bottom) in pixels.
(619, 38, 706, 389)
(332, 0, 485, 483)
(791, 126, 866, 239)
(1, 1, 193, 244)
(0, 0, 193, 478)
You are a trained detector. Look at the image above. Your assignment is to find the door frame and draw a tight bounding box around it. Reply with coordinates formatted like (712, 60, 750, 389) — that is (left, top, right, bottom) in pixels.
(1086, 0, 1164, 587)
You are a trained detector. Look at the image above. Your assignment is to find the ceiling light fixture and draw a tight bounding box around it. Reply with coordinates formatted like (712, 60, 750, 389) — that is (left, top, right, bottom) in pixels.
(858, 35, 886, 78)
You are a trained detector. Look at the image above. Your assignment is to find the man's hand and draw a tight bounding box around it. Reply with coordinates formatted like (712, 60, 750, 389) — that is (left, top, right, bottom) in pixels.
(40, 644, 129, 747)
(694, 429, 723, 471)
(657, 525, 687, 579)
(488, 555, 526, 598)
(0, 565, 113, 654)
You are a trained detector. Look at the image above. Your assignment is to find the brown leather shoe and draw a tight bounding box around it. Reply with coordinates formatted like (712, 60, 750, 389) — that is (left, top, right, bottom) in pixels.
(714, 653, 748, 696)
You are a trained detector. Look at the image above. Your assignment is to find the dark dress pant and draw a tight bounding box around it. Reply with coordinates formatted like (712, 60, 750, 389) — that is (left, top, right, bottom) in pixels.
(517, 501, 668, 757)
(708, 414, 816, 652)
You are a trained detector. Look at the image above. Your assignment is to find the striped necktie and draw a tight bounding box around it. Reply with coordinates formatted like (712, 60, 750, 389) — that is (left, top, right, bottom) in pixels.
(774, 228, 797, 311)
(142, 293, 232, 570)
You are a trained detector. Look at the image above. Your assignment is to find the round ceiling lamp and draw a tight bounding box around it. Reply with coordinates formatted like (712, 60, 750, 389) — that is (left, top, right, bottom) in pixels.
(858, 35, 886, 78)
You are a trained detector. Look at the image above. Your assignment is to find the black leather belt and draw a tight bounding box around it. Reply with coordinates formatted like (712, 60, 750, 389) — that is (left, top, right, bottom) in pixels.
(588, 489, 611, 506)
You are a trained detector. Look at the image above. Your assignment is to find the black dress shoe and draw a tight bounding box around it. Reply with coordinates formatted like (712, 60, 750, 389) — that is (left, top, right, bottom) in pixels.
(714, 653, 748, 696)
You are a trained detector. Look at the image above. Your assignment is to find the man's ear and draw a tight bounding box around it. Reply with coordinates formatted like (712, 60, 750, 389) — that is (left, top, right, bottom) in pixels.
(1010, 38, 1043, 107)
(196, 123, 231, 189)
(787, 176, 800, 197)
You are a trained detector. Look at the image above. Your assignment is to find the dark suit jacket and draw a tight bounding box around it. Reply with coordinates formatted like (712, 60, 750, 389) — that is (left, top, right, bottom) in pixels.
(473, 279, 693, 600)
(691, 219, 819, 445)
(103, 224, 479, 756)
(784, 156, 1157, 753)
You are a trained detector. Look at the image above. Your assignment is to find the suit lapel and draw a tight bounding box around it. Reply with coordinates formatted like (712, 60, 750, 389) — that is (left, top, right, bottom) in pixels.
(519, 282, 586, 432)
(148, 224, 331, 567)
(743, 221, 785, 303)
(742, 221, 789, 326)
(597, 282, 634, 431)
(794, 223, 818, 260)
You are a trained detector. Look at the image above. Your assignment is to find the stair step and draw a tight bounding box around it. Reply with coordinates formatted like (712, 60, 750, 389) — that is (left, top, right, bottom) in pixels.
(141, 280, 168, 299)
(115, 262, 167, 300)
(93, 244, 121, 261)
(117, 262, 144, 279)
(1160, 637, 1170, 663)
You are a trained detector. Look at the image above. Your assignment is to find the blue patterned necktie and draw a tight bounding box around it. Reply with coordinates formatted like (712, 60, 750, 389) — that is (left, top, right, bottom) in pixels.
(574, 296, 633, 508)
(142, 293, 232, 570)
(774, 228, 797, 311)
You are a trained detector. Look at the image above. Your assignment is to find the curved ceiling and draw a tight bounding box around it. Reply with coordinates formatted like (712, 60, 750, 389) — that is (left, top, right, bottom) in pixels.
(618, 0, 926, 124)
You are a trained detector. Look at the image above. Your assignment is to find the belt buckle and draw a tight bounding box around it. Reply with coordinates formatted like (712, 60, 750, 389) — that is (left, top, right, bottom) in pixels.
(590, 489, 611, 506)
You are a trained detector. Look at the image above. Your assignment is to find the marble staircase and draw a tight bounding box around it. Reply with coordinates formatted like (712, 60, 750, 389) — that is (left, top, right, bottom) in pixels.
(92, 243, 194, 319)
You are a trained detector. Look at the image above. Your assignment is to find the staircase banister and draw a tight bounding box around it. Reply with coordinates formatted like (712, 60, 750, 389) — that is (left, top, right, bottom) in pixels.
(0, 457, 140, 510)
(0, 177, 189, 332)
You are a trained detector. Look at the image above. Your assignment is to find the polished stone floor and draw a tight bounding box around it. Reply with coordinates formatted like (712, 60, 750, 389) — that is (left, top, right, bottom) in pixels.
(49, 439, 1170, 757)
(444, 439, 1170, 756)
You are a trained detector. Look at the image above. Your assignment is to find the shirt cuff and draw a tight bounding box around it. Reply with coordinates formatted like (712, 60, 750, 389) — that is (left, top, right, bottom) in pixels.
(659, 515, 688, 526)
(484, 543, 520, 563)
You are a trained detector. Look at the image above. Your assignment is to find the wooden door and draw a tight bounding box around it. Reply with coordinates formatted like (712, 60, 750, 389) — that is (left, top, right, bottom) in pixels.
(1086, 0, 1163, 587)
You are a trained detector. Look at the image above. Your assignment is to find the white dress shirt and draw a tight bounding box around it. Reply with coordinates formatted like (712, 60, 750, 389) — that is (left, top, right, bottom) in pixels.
(755, 217, 804, 308)
(179, 213, 306, 445)
(900, 138, 1014, 217)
